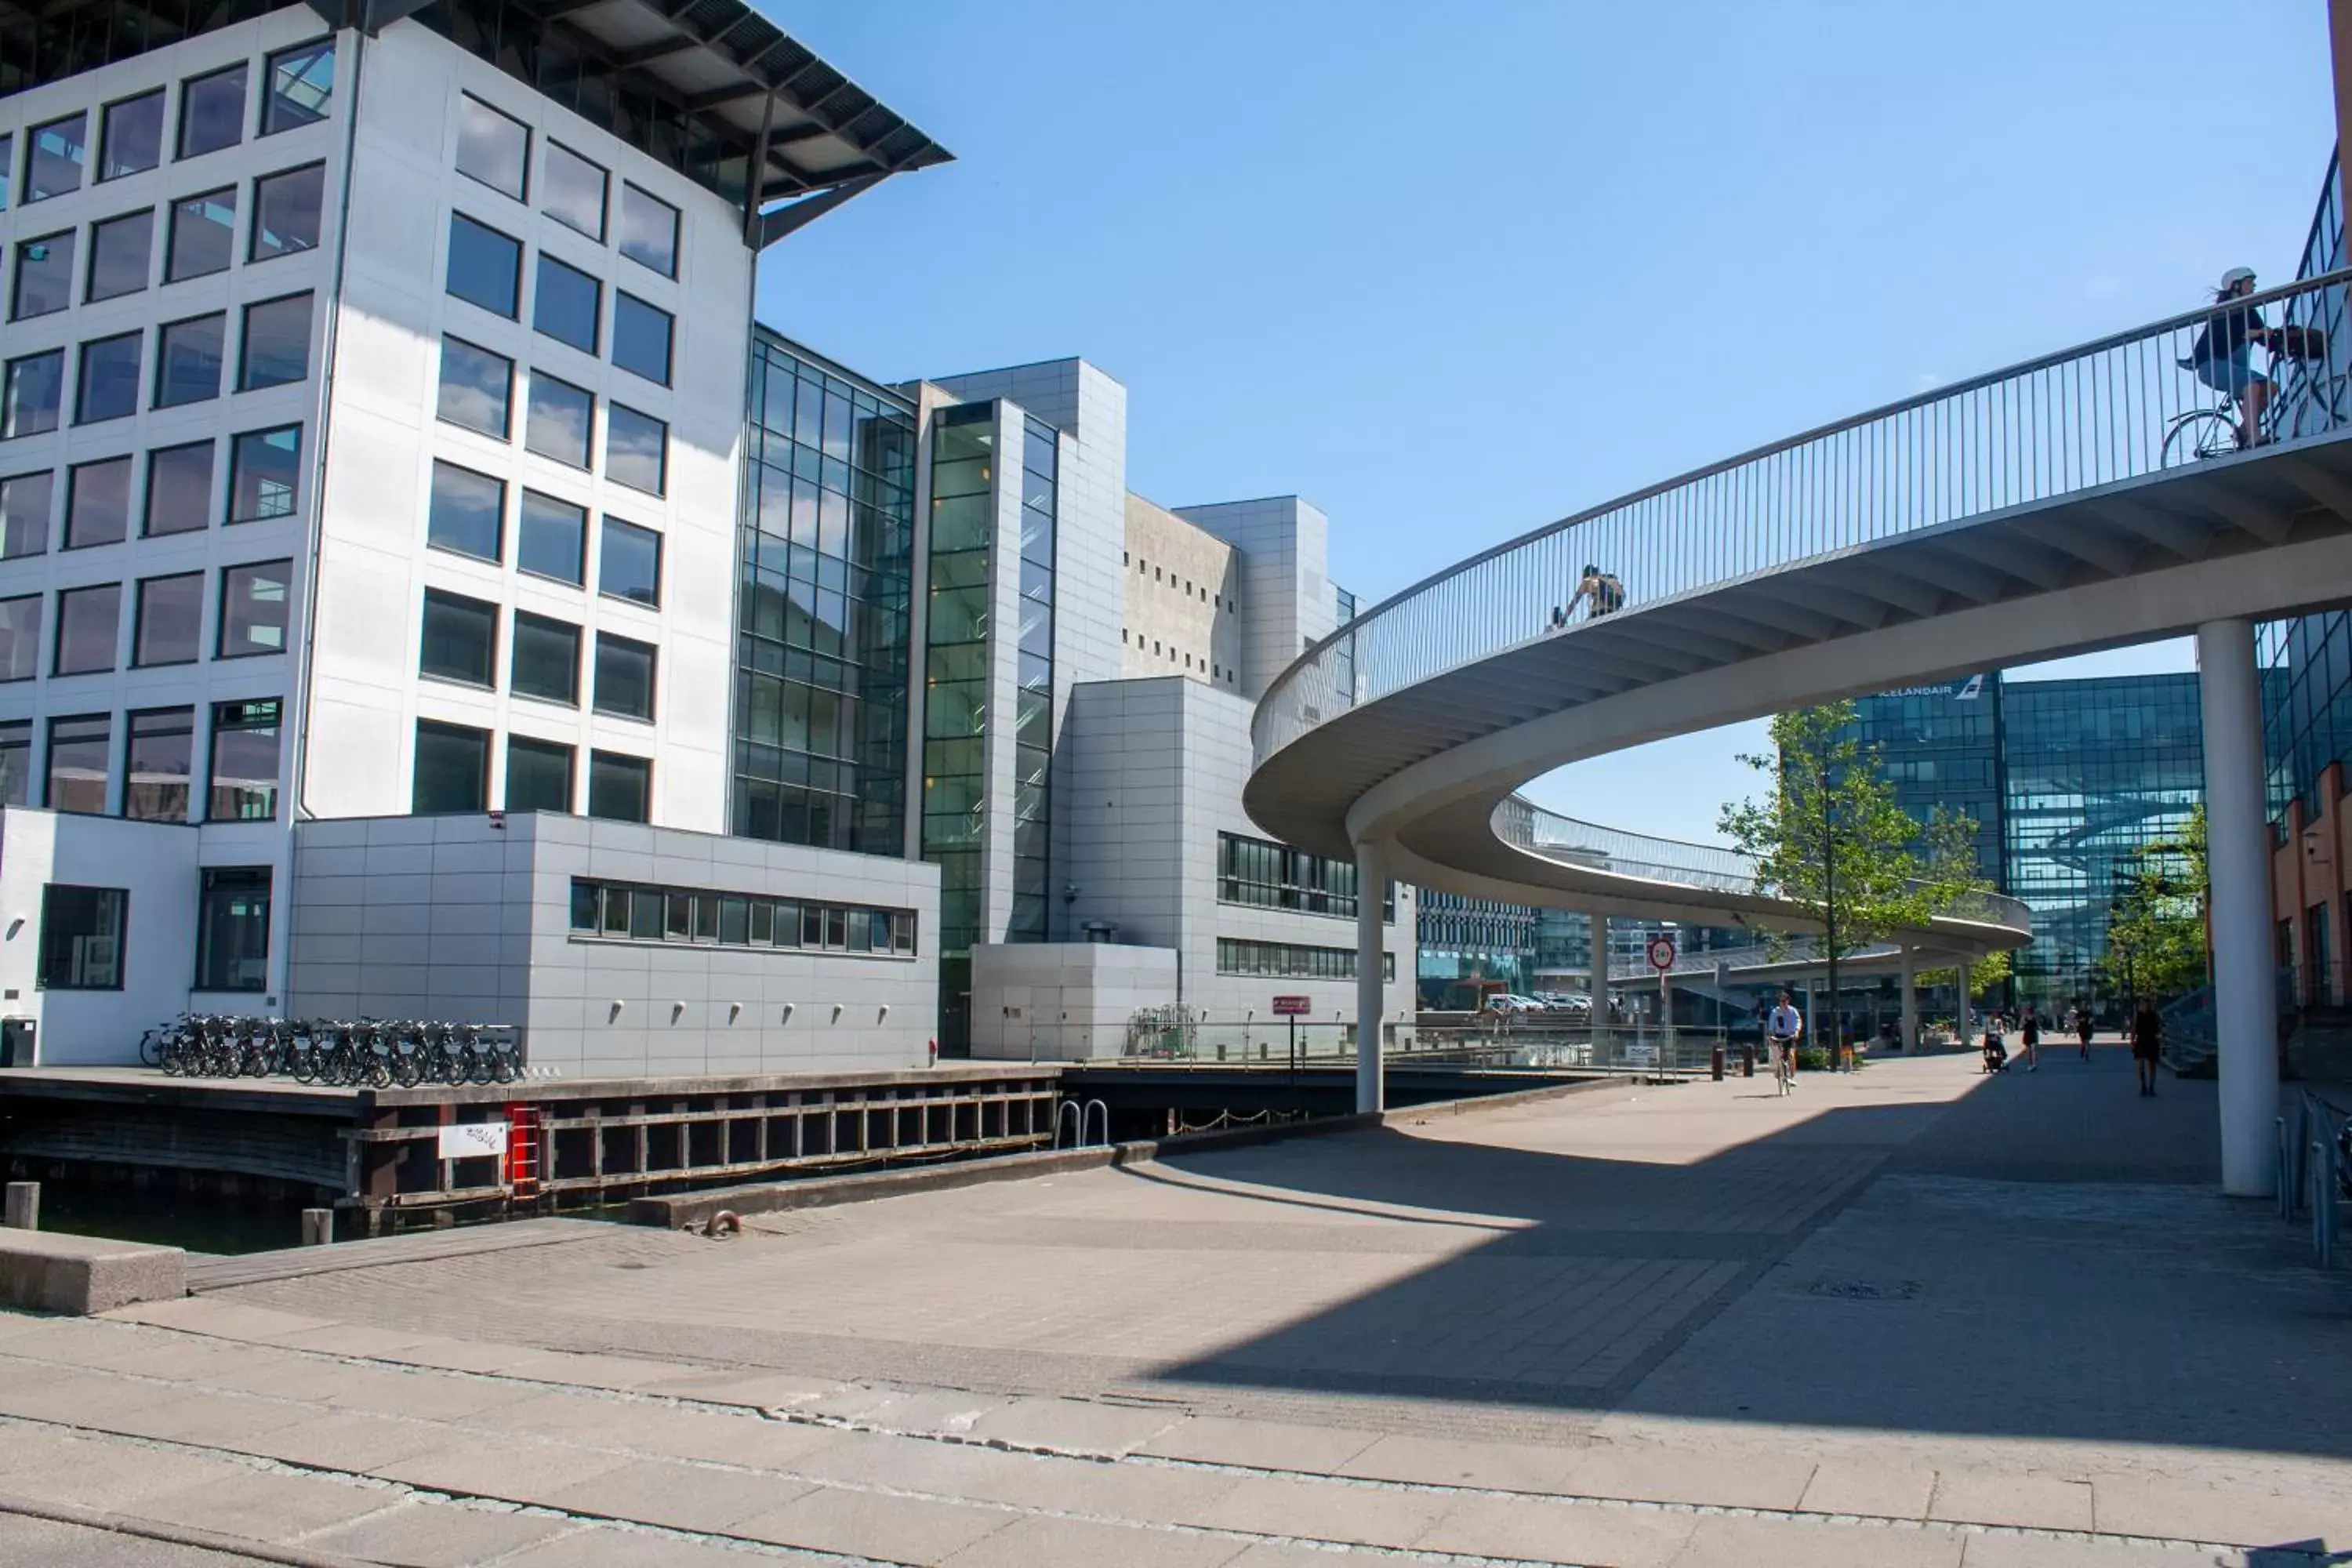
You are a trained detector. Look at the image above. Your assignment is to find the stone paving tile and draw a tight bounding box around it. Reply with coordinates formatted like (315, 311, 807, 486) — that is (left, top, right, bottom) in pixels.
(127, 1466, 402, 1542)
(1929, 1472, 2096, 1532)
(321, 1366, 546, 1423)
(305, 1497, 587, 1566)
(775, 1427, 1239, 1521)
(368, 1338, 554, 1375)
(1956, 1534, 2236, 1567)
(937, 1514, 1249, 1568)
(1135, 1414, 1383, 1473)
(237, 1411, 460, 1473)
(0, 1512, 267, 1567)
(0, 1370, 191, 1428)
(636, 1370, 840, 1408)
(99, 1389, 324, 1448)
(1562, 1445, 1818, 1510)
(1413, 1494, 1698, 1567)
(1181, 1472, 1452, 1549)
(1798, 1460, 1939, 1519)
(964, 1396, 1187, 1456)
(1668, 1513, 1966, 1567)
(731, 1483, 1018, 1563)
(266, 1323, 447, 1359)
(201, 1354, 373, 1404)
(485, 1350, 702, 1390)
(535, 1455, 815, 1532)
(98, 1338, 308, 1385)
(1333, 1431, 1582, 1492)
(103, 1298, 335, 1341)
(496, 1524, 782, 1566)
(466, 1392, 848, 1470)
(0, 1432, 248, 1511)
(369, 1434, 635, 1506)
(2089, 1480, 2352, 1551)
(794, 1383, 1003, 1428)
(0, 1322, 181, 1367)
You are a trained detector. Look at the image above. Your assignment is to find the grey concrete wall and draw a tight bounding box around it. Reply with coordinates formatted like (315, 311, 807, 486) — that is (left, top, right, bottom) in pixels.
(1123, 494, 1241, 690)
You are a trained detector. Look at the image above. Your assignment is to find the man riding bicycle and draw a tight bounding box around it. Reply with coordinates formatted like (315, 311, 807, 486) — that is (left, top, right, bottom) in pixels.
(2189, 266, 2278, 451)
(1765, 991, 1803, 1096)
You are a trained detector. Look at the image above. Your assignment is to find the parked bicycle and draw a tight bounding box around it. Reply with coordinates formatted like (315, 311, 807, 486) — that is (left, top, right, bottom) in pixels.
(142, 1014, 522, 1086)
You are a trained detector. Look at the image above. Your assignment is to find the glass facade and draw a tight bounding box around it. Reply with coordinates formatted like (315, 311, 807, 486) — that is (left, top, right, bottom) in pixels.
(1010, 416, 1057, 942)
(1841, 675, 2004, 886)
(735, 332, 913, 854)
(920, 402, 994, 960)
(1415, 890, 1535, 1007)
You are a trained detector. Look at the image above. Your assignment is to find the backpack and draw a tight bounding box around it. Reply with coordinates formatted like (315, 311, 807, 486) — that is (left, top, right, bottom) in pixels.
(1592, 574, 1625, 614)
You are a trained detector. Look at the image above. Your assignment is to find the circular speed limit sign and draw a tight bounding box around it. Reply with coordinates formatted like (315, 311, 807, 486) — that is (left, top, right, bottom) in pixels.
(1646, 935, 1678, 972)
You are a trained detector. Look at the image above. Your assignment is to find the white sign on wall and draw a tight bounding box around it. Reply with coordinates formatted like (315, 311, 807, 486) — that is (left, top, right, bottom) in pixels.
(437, 1122, 510, 1160)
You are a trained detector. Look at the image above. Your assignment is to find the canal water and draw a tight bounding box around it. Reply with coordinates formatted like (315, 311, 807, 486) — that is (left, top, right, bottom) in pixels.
(31, 1181, 321, 1255)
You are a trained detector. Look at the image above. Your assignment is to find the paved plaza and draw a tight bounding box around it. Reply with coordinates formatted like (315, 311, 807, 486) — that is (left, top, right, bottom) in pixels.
(1, 1048, 2346, 1566)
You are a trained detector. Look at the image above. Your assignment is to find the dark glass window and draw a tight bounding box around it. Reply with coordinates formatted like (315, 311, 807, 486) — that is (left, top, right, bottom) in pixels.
(524, 372, 592, 466)
(54, 583, 122, 673)
(588, 750, 650, 822)
(132, 572, 202, 665)
(27, 114, 85, 202)
(125, 706, 193, 821)
(178, 65, 247, 158)
(533, 253, 600, 354)
(2, 351, 64, 438)
(208, 699, 280, 820)
(195, 868, 270, 991)
(446, 212, 521, 317)
(0, 135, 9, 210)
(0, 721, 27, 806)
(426, 461, 503, 560)
(543, 143, 607, 240)
(455, 94, 528, 198)
(75, 333, 141, 424)
(612, 292, 672, 385)
(155, 313, 226, 408)
(45, 715, 111, 814)
(1, 472, 50, 557)
(238, 293, 311, 389)
(437, 337, 510, 437)
(85, 209, 154, 301)
(617, 183, 677, 276)
(219, 560, 290, 657)
(593, 633, 655, 720)
(65, 457, 131, 548)
(263, 39, 336, 135)
(39, 884, 125, 988)
(145, 441, 213, 535)
(166, 188, 235, 280)
(510, 612, 579, 704)
(0, 596, 42, 680)
(100, 91, 164, 180)
(518, 490, 585, 584)
(413, 720, 489, 814)
(599, 517, 660, 606)
(605, 403, 666, 494)
(13, 230, 74, 318)
(250, 163, 324, 261)
(228, 426, 298, 521)
(506, 736, 574, 813)
(419, 589, 496, 686)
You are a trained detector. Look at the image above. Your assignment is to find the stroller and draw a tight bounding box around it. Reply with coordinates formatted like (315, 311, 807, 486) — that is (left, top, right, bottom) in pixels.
(1980, 1028, 2009, 1074)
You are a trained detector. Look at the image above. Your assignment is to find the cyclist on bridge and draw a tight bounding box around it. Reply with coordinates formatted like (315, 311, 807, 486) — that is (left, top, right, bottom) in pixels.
(2188, 266, 2278, 452)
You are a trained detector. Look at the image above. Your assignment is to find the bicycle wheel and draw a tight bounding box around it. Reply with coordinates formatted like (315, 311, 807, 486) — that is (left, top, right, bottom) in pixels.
(2160, 408, 2240, 466)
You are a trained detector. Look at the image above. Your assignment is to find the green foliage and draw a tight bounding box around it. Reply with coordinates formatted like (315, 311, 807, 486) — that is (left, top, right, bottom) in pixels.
(2100, 807, 2209, 1005)
(1917, 949, 2012, 1001)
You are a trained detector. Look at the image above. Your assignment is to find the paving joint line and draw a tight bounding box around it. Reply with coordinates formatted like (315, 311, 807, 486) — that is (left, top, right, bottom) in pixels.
(0, 1489, 382, 1568)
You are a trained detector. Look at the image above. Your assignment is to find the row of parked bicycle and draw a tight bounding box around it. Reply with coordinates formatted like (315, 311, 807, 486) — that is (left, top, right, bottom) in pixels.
(139, 1014, 526, 1087)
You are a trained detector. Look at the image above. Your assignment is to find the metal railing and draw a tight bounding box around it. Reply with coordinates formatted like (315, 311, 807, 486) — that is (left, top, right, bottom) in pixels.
(1256, 270, 2352, 771)
(1114, 1018, 1722, 1076)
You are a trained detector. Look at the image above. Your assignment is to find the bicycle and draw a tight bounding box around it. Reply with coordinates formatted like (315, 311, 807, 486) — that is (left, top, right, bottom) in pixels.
(1769, 1035, 1798, 1096)
(2161, 332, 2347, 466)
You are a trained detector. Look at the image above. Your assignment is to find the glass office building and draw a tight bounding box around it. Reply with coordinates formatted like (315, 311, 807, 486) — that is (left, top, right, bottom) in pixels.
(1416, 891, 1537, 1007)
(1840, 675, 2004, 884)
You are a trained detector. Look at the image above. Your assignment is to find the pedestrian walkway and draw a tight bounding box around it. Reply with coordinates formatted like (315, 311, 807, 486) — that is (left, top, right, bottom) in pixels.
(0, 1050, 2343, 1566)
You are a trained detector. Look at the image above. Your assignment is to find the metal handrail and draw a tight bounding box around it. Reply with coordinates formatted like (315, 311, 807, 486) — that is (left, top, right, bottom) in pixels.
(1254, 268, 2352, 771)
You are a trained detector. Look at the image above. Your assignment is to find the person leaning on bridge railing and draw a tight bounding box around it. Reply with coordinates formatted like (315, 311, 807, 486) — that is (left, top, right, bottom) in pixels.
(1551, 564, 1625, 631)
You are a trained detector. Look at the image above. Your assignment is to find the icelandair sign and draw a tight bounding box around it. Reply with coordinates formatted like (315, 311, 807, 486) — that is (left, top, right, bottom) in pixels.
(1878, 673, 1988, 701)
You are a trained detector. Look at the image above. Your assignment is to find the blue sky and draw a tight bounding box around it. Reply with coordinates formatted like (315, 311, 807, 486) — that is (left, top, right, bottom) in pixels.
(763, 1, 2338, 844)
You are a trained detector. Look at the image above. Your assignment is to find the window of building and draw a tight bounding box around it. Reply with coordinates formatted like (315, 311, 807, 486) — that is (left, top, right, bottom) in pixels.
(208, 699, 279, 820)
(604, 403, 666, 495)
(568, 878, 916, 954)
(1, 472, 50, 557)
(26, 114, 85, 202)
(76, 332, 141, 424)
(506, 735, 573, 812)
(124, 706, 193, 820)
(1214, 937, 1393, 982)
(533, 253, 599, 354)
(2, 350, 64, 438)
(612, 292, 672, 385)
(510, 611, 578, 705)
(228, 426, 298, 521)
(587, 750, 650, 822)
(179, 65, 246, 159)
(99, 90, 164, 180)
(13, 230, 74, 318)
(426, 460, 503, 561)
(0, 133, 9, 209)
(39, 884, 124, 989)
(455, 93, 528, 199)
(1216, 829, 1370, 920)
(218, 560, 289, 657)
(238, 293, 310, 389)
(524, 372, 592, 466)
(419, 589, 496, 687)
(446, 212, 521, 318)
(543, 143, 607, 241)
(195, 867, 270, 991)
(262, 39, 335, 135)
(617, 183, 677, 277)
(0, 721, 27, 806)
(0, 596, 42, 681)
(54, 583, 122, 674)
(86, 209, 154, 302)
(154, 313, 225, 408)
(250, 163, 324, 261)
(132, 572, 202, 666)
(599, 517, 660, 607)
(435, 337, 510, 438)
(145, 441, 213, 536)
(413, 720, 488, 814)
(518, 491, 585, 585)
(166, 187, 235, 281)
(593, 632, 655, 720)
(45, 714, 110, 813)
(65, 457, 131, 548)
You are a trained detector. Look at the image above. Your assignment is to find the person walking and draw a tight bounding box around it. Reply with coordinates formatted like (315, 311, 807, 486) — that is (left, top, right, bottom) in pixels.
(2020, 1009, 2041, 1071)
(2075, 1000, 2095, 1061)
(1765, 991, 1802, 1096)
(2129, 998, 2162, 1096)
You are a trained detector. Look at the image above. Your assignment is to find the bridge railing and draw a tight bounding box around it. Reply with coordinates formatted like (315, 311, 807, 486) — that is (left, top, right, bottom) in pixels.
(1256, 269, 2352, 771)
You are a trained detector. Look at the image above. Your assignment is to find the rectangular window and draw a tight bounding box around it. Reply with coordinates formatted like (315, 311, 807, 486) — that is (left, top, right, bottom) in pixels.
(75, 332, 141, 424)
(166, 187, 236, 281)
(510, 611, 579, 704)
(524, 372, 593, 467)
(587, 750, 650, 822)
(506, 735, 574, 812)
(13, 230, 74, 318)
(100, 90, 164, 180)
(45, 714, 111, 813)
(543, 143, 607, 240)
(0, 472, 50, 557)
(0, 134, 9, 210)
(39, 885, 125, 989)
(0, 596, 42, 681)
(617, 183, 677, 277)
(54, 583, 122, 674)
(518, 491, 586, 585)
(2, 351, 64, 438)
(85, 209, 154, 302)
(419, 589, 496, 687)
(455, 94, 528, 199)
(593, 633, 655, 720)
(414, 720, 488, 814)
(218, 559, 290, 657)
(179, 64, 247, 158)
(533, 253, 600, 354)
(436, 337, 511, 438)
(426, 460, 503, 560)
(195, 868, 270, 991)
(155, 313, 226, 408)
(238, 293, 311, 389)
(125, 706, 194, 821)
(133, 572, 202, 666)
(262, 39, 335, 135)
(598, 517, 660, 607)
(604, 403, 666, 495)
(65, 457, 132, 549)
(612, 292, 673, 385)
(207, 699, 280, 820)
(228, 426, 298, 521)
(0, 722, 27, 806)
(446, 212, 521, 318)
(145, 441, 214, 536)
(27, 114, 86, 202)
(249, 162, 324, 261)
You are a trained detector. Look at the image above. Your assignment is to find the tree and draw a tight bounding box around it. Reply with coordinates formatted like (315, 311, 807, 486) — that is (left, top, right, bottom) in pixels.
(1719, 700, 1991, 1037)
(2100, 808, 2209, 1007)
(1918, 950, 2012, 1006)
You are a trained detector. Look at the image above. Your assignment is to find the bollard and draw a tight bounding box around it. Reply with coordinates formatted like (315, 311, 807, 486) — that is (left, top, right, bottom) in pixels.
(3, 1181, 36, 1230)
(301, 1208, 333, 1247)
(1740, 1045, 1755, 1078)
(1711, 1045, 1725, 1081)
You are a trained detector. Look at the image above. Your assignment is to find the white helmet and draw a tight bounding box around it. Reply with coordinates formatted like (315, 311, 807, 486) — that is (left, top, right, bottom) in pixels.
(2220, 266, 2256, 291)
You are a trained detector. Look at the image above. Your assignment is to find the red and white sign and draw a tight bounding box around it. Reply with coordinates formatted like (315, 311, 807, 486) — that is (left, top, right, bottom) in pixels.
(1646, 935, 1678, 973)
(1271, 996, 1312, 1016)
